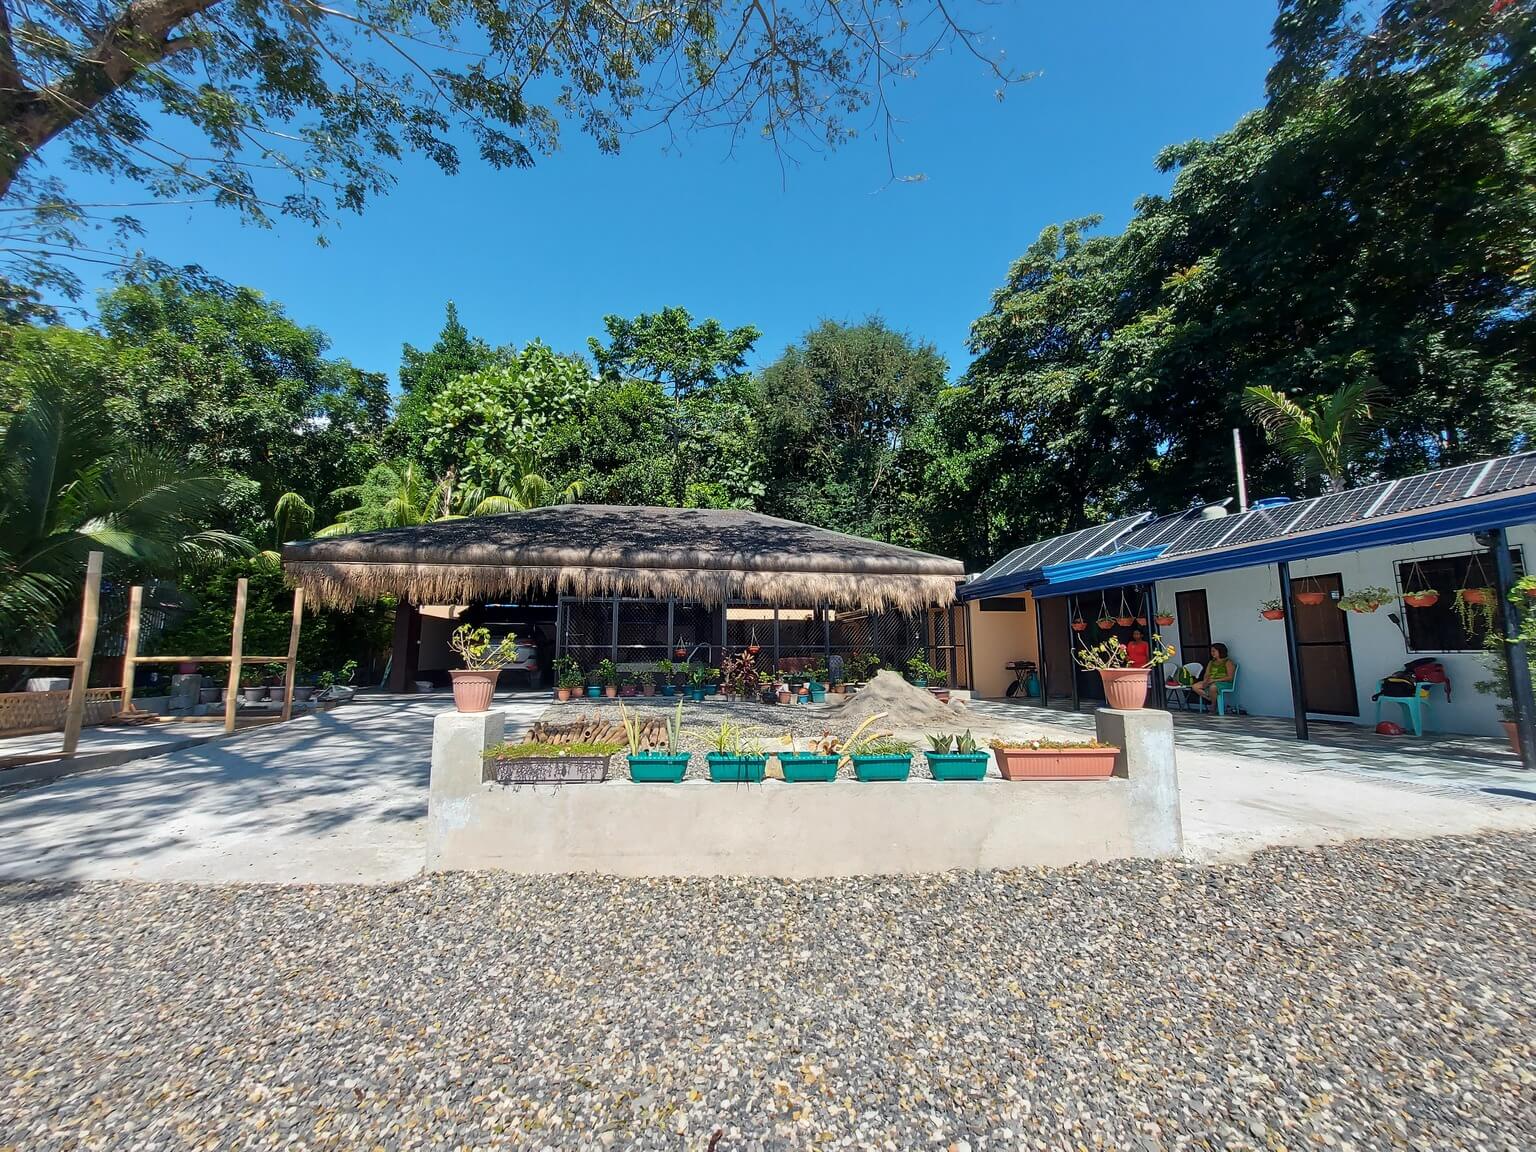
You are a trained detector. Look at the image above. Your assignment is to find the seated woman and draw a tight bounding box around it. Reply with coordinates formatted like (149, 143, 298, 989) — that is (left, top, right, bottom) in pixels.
(1192, 643, 1236, 708)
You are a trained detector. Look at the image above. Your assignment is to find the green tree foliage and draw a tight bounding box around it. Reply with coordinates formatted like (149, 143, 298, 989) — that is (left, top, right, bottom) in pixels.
(756, 318, 947, 544)
(0, 350, 248, 653)
(391, 303, 508, 459)
(961, 0, 1535, 554)
(1242, 378, 1385, 492)
(542, 377, 677, 505)
(0, 0, 1020, 312)
(98, 277, 390, 530)
(589, 307, 760, 398)
(320, 461, 460, 535)
(423, 343, 593, 483)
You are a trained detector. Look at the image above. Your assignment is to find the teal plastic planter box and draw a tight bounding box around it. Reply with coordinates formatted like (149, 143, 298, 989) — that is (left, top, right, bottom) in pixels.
(661, 685, 677, 697)
(704, 684, 720, 696)
(852, 754, 913, 782)
(777, 752, 839, 782)
(706, 753, 767, 782)
(687, 687, 706, 701)
(627, 752, 690, 783)
(585, 685, 602, 698)
(925, 751, 989, 781)
(807, 686, 827, 703)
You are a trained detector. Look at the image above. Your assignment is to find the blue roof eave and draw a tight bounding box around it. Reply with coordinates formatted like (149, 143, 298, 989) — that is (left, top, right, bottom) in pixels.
(959, 546, 1169, 601)
(1027, 488, 1536, 600)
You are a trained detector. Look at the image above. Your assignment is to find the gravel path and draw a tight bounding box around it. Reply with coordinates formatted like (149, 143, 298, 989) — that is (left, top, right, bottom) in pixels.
(4, 833, 1534, 1150)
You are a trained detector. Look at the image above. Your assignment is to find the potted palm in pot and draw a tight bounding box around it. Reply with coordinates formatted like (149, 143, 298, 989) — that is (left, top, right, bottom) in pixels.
(448, 625, 517, 712)
(595, 658, 619, 699)
(1073, 633, 1175, 710)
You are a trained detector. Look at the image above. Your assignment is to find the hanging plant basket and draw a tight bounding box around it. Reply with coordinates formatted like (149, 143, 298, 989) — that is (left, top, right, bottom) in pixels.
(1071, 617, 1088, 632)
(1295, 591, 1327, 607)
(1115, 615, 1135, 628)
(1135, 615, 1148, 626)
(1154, 613, 1175, 626)
(1402, 591, 1440, 609)
(1097, 617, 1118, 631)
(1261, 608, 1286, 621)
(1460, 587, 1490, 606)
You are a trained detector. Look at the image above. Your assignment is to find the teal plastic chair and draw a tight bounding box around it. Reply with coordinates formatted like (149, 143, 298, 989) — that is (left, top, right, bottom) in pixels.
(1199, 667, 1240, 716)
(1375, 681, 1433, 736)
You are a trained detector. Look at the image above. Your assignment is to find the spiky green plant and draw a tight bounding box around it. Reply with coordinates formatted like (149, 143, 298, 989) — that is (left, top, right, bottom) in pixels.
(1242, 378, 1385, 492)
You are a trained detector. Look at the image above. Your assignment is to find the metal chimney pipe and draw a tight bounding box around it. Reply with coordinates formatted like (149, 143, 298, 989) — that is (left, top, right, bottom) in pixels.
(1233, 428, 1249, 513)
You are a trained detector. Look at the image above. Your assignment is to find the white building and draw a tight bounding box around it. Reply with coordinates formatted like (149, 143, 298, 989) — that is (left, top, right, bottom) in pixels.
(959, 453, 1536, 759)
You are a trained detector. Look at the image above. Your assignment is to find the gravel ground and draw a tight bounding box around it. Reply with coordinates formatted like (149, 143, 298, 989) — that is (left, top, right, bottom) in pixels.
(4, 833, 1534, 1150)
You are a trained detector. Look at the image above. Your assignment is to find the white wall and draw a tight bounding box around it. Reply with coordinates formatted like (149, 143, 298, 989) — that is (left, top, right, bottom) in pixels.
(1152, 525, 1535, 738)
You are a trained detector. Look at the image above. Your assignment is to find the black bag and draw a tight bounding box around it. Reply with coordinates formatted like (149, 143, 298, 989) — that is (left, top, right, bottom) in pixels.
(1374, 674, 1417, 700)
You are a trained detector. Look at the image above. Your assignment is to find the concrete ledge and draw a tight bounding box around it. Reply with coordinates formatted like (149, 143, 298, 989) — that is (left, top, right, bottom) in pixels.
(428, 709, 1184, 876)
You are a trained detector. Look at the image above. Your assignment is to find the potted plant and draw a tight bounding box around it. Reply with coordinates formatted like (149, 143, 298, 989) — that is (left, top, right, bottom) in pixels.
(924, 730, 989, 780)
(705, 720, 767, 782)
(703, 667, 721, 696)
(989, 737, 1119, 780)
(594, 658, 619, 699)
(553, 655, 582, 702)
(1071, 610, 1088, 633)
(640, 669, 657, 697)
(687, 664, 709, 702)
(674, 645, 687, 660)
(619, 673, 639, 698)
(850, 736, 915, 782)
(1073, 633, 1176, 710)
(1259, 597, 1286, 621)
(623, 701, 690, 782)
(1455, 587, 1496, 637)
(1114, 595, 1135, 628)
(1096, 614, 1117, 631)
(655, 658, 676, 696)
(776, 680, 792, 705)
(776, 731, 840, 782)
(584, 669, 603, 698)
(482, 739, 619, 784)
(240, 665, 267, 704)
(292, 676, 316, 703)
(905, 650, 937, 687)
(1154, 611, 1175, 626)
(1294, 578, 1328, 607)
(1401, 562, 1439, 608)
(1338, 586, 1393, 614)
(447, 624, 517, 712)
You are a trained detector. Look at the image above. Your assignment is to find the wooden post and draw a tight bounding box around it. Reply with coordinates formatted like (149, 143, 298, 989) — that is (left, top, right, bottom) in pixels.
(281, 588, 304, 721)
(223, 577, 249, 734)
(118, 584, 143, 716)
(61, 551, 104, 755)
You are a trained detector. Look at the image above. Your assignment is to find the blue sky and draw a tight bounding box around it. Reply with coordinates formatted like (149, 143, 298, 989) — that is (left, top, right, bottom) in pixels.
(65, 1, 1277, 382)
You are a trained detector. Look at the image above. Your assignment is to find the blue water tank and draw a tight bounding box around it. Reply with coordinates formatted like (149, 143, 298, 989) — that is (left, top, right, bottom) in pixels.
(1251, 496, 1293, 510)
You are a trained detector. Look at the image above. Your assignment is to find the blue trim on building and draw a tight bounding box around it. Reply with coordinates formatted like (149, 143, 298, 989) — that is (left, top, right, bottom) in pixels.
(961, 489, 1536, 602)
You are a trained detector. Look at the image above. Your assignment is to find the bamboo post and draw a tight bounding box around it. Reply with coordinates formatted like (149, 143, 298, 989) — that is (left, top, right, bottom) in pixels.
(223, 578, 249, 734)
(119, 584, 143, 716)
(280, 588, 304, 721)
(61, 551, 104, 756)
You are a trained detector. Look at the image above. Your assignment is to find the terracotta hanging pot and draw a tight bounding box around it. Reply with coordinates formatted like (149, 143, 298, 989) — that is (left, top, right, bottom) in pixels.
(1115, 615, 1134, 628)
(1154, 613, 1175, 626)
(1403, 591, 1440, 609)
(1460, 588, 1489, 606)
(1261, 608, 1286, 621)
(1071, 620, 1088, 633)
(1135, 616, 1148, 626)
(1295, 591, 1327, 607)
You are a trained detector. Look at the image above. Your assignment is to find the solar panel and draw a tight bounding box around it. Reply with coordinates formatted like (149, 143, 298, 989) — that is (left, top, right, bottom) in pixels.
(1164, 517, 1242, 556)
(975, 515, 1148, 582)
(1470, 452, 1536, 498)
(1290, 486, 1384, 532)
(1375, 460, 1490, 517)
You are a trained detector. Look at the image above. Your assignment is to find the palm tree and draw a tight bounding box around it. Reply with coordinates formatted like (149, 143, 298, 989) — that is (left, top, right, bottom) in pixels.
(254, 491, 317, 570)
(1242, 379, 1385, 492)
(318, 460, 459, 536)
(0, 356, 248, 653)
(458, 452, 585, 515)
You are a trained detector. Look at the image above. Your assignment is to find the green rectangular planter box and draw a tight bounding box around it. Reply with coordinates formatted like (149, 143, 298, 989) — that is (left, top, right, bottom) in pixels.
(627, 752, 690, 783)
(706, 753, 767, 782)
(777, 752, 839, 782)
(851, 753, 912, 782)
(925, 751, 990, 781)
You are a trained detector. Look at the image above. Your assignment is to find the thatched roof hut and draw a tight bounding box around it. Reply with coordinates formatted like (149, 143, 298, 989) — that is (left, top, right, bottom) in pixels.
(282, 505, 963, 613)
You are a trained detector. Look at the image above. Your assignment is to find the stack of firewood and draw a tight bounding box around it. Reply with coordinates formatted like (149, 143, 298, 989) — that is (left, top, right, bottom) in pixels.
(525, 714, 670, 749)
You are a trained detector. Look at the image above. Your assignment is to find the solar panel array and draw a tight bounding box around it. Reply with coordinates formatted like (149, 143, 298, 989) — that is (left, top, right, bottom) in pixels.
(970, 450, 1536, 590)
(974, 513, 1151, 584)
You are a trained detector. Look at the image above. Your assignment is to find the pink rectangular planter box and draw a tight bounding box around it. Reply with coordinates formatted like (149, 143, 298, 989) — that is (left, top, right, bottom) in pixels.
(993, 746, 1120, 780)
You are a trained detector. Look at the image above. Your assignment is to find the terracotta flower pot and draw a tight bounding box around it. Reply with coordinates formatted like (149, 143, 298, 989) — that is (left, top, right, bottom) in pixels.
(642, 684, 656, 696)
(1135, 616, 1148, 626)
(1261, 608, 1286, 621)
(1097, 619, 1117, 631)
(1296, 591, 1327, 606)
(1098, 667, 1150, 710)
(450, 668, 499, 713)
(777, 691, 792, 704)
(1071, 621, 1088, 632)
(604, 685, 618, 698)
(993, 746, 1119, 780)
(1403, 592, 1440, 609)
(1115, 615, 1134, 627)
(1461, 588, 1489, 605)
(557, 687, 572, 702)
(1154, 614, 1174, 626)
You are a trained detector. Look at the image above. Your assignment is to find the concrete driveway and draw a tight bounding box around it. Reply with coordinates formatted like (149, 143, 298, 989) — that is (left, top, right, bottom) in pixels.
(0, 694, 544, 884)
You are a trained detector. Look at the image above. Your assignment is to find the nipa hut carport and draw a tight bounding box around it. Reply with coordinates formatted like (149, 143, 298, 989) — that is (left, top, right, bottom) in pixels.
(282, 505, 968, 690)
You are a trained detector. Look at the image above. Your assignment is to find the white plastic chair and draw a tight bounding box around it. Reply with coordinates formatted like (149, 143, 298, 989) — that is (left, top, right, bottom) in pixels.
(1165, 661, 1203, 711)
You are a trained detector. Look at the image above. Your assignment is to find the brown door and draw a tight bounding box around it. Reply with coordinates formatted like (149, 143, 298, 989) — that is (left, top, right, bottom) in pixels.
(1040, 597, 1074, 702)
(1292, 573, 1359, 716)
(1175, 590, 1211, 672)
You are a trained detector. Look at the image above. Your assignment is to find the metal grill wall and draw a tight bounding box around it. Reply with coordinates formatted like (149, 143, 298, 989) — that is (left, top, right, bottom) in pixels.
(556, 596, 968, 687)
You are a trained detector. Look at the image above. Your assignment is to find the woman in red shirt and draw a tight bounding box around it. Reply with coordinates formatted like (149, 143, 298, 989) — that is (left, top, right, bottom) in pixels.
(1123, 629, 1151, 667)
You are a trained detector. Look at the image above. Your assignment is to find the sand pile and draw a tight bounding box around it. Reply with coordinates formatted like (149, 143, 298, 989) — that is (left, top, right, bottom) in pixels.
(833, 670, 965, 730)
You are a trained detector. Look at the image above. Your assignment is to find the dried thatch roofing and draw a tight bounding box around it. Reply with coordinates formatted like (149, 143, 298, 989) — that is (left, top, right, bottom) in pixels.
(282, 505, 963, 613)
